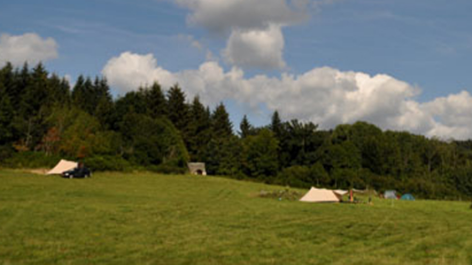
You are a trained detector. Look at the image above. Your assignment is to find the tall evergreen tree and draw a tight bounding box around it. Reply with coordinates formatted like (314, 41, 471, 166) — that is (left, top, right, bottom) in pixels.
(11, 62, 31, 108)
(72, 75, 85, 108)
(203, 135, 243, 176)
(166, 84, 190, 133)
(15, 63, 51, 149)
(0, 62, 16, 103)
(242, 129, 279, 178)
(60, 77, 72, 106)
(166, 84, 192, 151)
(144, 82, 167, 118)
(187, 96, 211, 160)
(0, 83, 14, 145)
(270, 110, 282, 139)
(91, 78, 114, 128)
(47, 74, 70, 106)
(211, 103, 233, 139)
(91, 77, 112, 109)
(19, 63, 49, 117)
(112, 91, 147, 131)
(239, 115, 253, 138)
(72, 76, 97, 114)
(83, 77, 95, 113)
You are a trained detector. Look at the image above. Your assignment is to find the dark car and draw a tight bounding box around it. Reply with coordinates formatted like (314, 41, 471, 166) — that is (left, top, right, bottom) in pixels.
(62, 163, 91, 179)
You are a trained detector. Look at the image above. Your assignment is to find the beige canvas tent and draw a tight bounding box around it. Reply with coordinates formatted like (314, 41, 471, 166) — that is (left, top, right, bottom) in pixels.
(47, 159, 77, 175)
(188, 162, 207, 175)
(300, 187, 341, 203)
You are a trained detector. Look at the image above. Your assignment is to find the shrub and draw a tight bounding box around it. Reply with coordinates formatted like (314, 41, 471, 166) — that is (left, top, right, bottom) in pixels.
(148, 163, 186, 175)
(120, 115, 189, 167)
(258, 189, 302, 201)
(83, 155, 132, 172)
(0, 144, 14, 162)
(275, 165, 312, 189)
(3, 151, 63, 168)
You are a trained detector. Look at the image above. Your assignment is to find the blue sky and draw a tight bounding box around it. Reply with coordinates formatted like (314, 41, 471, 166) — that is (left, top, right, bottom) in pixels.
(1, 0, 472, 139)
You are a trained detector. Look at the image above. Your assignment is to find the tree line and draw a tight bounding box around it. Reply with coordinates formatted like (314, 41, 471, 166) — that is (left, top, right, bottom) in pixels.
(1, 62, 472, 199)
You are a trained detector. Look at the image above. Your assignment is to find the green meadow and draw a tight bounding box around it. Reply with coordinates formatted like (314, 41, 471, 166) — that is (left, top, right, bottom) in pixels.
(1, 170, 472, 265)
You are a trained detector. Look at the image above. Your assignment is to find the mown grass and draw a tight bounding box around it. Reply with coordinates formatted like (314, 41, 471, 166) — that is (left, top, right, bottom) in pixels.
(1, 169, 472, 264)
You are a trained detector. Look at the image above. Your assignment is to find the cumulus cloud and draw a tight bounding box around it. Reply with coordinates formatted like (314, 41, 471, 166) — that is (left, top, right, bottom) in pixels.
(0, 33, 58, 67)
(102, 52, 177, 95)
(102, 52, 472, 140)
(223, 25, 286, 69)
(175, 0, 308, 34)
(174, 0, 315, 69)
(422, 91, 472, 139)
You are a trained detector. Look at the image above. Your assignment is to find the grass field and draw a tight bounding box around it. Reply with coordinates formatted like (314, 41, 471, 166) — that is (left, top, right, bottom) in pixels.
(1, 170, 472, 264)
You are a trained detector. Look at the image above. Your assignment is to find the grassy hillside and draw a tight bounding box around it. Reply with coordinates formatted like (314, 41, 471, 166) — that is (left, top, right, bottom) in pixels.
(1, 170, 472, 264)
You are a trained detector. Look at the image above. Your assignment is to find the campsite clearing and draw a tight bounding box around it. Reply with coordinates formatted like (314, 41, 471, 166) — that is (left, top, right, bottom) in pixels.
(1, 170, 472, 264)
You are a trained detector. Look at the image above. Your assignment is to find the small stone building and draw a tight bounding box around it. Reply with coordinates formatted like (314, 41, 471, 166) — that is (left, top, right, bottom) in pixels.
(188, 162, 207, 176)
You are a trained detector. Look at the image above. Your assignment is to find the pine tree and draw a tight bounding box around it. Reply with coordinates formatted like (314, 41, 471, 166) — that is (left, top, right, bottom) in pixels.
(145, 82, 167, 118)
(95, 96, 114, 129)
(0, 83, 14, 145)
(92, 77, 114, 128)
(166, 84, 190, 136)
(242, 129, 279, 178)
(19, 63, 49, 117)
(203, 135, 243, 175)
(16, 63, 50, 149)
(0, 62, 16, 103)
(60, 77, 71, 107)
(47, 74, 70, 106)
(187, 96, 211, 160)
(91, 77, 112, 110)
(83, 77, 95, 114)
(270, 110, 282, 139)
(72, 75, 85, 108)
(12, 62, 30, 108)
(72, 75, 97, 114)
(239, 115, 253, 138)
(19, 62, 30, 86)
(112, 91, 147, 130)
(211, 103, 233, 140)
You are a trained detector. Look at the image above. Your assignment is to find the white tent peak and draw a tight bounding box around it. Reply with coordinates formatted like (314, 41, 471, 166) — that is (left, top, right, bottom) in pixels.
(47, 159, 77, 175)
(300, 187, 341, 203)
(333, 189, 348, 196)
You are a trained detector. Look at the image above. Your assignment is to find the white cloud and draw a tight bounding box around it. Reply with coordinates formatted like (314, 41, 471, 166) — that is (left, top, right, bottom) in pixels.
(0, 33, 58, 67)
(174, 0, 315, 69)
(103, 52, 472, 140)
(422, 91, 472, 139)
(223, 25, 286, 69)
(101, 52, 177, 95)
(175, 0, 308, 34)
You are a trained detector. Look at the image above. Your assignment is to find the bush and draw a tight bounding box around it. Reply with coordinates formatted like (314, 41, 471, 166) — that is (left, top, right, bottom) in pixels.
(258, 189, 302, 201)
(148, 163, 186, 175)
(331, 168, 365, 190)
(232, 171, 248, 180)
(0, 144, 14, 162)
(3, 151, 63, 168)
(83, 155, 132, 172)
(275, 166, 312, 189)
(120, 115, 189, 167)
